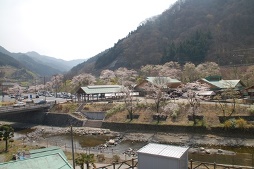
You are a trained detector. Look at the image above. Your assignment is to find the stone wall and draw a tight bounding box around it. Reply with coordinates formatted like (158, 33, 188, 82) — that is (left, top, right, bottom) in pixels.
(102, 122, 254, 136)
(102, 122, 209, 133)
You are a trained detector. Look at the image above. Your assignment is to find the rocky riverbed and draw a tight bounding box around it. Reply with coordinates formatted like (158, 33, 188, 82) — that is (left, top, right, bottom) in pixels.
(12, 125, 254, 156)
(2, 121, 254, 156)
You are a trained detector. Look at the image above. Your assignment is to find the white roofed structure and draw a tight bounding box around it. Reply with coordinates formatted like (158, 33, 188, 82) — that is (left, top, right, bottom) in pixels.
(76, 85, 125, 102)
(137, 143, 189, 169)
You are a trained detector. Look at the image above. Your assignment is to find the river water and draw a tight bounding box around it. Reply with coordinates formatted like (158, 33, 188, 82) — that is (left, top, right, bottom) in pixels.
(14, 128, 254, 167)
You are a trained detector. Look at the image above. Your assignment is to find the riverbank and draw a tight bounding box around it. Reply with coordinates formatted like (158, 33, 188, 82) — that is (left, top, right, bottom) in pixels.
(1, 120, 253, 148)
(2, 121, 254, 168)
(11, 123, 254, 148)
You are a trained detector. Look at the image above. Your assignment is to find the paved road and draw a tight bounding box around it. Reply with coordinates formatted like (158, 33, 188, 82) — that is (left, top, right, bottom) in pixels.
(0, 94, 69, 104)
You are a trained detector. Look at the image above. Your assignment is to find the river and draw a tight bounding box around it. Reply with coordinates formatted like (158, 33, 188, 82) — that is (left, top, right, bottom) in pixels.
(13, 126, 254, 167)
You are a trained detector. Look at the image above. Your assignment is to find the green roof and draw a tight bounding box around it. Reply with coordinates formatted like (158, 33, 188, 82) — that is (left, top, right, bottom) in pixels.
(201, 78, 245, 89)
(0, 147, 73, 169)
(80, 85, 124, 94)
(29, 146, 67, 158)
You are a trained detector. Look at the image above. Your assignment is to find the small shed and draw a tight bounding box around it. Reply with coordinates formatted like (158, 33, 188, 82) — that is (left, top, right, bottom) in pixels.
(137, 143, 189, 169)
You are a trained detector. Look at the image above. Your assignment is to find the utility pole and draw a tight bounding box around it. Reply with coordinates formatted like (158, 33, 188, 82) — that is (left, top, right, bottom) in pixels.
(70, 125, 75, 169)
(1, 82, 3, 102)
(44, 76, 46, 101)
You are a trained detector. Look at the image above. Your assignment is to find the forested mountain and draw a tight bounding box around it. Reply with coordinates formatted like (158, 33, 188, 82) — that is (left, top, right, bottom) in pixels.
(0, 46, 85, 77)
(25, 51, 86, 72)
(69, 0, 254, 76)
(12, 53, 62, 76)
(0, 52, 23, 68)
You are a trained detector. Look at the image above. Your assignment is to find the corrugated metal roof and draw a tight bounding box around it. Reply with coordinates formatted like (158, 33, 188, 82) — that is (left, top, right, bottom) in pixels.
(29, 146, 67, 158)
(197, 91, 216, 96)
(137, 143, 189, 159)
(0, 153, 72, 169)
(201, 79, 243, 89)
(80, 85, 124, 94)
(147, 77, 181, 84)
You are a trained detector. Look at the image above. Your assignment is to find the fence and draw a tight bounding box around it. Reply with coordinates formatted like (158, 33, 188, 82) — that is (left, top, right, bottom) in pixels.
(189, 159, 254, 169)
(24, 140, 254, 169)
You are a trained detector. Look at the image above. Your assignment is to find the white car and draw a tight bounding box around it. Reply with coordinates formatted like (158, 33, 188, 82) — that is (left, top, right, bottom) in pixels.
(13, 102, 26, 107)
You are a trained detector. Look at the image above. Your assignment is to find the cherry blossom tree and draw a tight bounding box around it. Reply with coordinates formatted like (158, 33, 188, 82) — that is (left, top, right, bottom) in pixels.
(51, 74, 64, 94)
(121, 85, 135, 121)
(114, 67, 138, 85)
(140, 62, 181, 79)
(140, 64, 157, 77)
(159, 62, 182, 79)
(196, 62, 221, 79)
(180, 81, 209, 125)
(144, 77, 171, 123)
(242, 66, 254, 86)
(99, 69, 116, 84)
(182, 62, 198, 82)
(71, 73, 96, 90)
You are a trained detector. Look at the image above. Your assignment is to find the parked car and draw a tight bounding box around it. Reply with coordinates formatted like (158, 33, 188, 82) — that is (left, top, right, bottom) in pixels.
(13, 102, 26, 107)
(35, 100, 47, 104)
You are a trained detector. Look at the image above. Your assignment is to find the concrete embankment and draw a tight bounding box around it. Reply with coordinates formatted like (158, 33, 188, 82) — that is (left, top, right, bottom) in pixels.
(0, 111, 83, 127)
(1, 110, 254, 144)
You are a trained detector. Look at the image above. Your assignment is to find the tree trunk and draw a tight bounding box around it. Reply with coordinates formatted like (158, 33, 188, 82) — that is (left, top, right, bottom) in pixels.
(129, 111, 133, 121)
(5, 139, 8, 152)
(157, 114, 160, 124)
(192, 106, 196, 125)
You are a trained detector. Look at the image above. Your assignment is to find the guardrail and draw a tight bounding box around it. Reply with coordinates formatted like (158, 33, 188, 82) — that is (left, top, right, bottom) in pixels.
(0, 104, 50, 114)
(189, 159, 254, 169)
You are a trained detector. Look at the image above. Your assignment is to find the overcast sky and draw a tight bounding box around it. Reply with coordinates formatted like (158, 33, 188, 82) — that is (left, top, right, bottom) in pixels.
(0, 0, 177, 61)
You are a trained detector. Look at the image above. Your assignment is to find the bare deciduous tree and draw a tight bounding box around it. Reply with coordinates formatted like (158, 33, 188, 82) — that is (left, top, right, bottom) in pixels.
(214, 81, 241, 117)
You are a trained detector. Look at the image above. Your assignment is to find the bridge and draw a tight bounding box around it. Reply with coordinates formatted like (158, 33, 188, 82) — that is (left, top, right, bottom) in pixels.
(0, 104, 51, 115)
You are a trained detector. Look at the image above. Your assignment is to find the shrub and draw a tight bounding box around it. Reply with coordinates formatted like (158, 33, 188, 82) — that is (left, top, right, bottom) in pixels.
(136, 103, 147, 108)
(171, 112, 178, 119)
(224, 118, 236, 129)
(236, 118, 248, 129)
(247, 106, 254, 115)
(106, 104, 125, 118)
(96, 154, 105, 162)
(112, 154, 120, 163)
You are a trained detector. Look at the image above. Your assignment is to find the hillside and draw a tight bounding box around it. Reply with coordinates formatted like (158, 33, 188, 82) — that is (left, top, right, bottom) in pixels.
(25, 51, 86, 72)
(12, 53, 62, 76)
(69, 0, 254, 76)
(0, 52, 23, 69)
(0, 46, 85, 77)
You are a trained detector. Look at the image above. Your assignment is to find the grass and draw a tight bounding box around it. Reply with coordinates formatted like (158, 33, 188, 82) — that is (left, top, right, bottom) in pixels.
(102, 100, 252, 128)
(0, 140, 38, 162)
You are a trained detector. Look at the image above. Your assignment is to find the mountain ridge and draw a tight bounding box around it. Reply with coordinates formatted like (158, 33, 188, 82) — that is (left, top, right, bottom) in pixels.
(68, 0, 254, 77)
(0, 46, 86, 76)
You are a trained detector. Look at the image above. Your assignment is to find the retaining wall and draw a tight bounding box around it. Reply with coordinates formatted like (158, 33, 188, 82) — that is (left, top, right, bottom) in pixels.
(1, 111, 254, 136)
(101, 122, 254, 136)
(0, 111, 83, 127)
